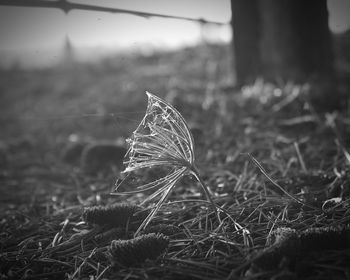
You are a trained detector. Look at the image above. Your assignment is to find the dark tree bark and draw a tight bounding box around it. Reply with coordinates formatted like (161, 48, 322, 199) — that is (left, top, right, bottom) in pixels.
(231, 0, 261, 84)
(231, 0, 334, 84)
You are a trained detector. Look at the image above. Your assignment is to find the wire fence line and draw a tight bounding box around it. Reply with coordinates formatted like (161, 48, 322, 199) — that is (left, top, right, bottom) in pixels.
(0, 0, 228, 25)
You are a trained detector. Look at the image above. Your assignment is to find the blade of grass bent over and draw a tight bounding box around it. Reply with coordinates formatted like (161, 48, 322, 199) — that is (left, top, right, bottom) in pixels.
(247, 153, 318, 210)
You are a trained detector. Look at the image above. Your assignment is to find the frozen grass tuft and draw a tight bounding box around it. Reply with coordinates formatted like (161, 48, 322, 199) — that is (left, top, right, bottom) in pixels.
(112, 92, 220, 235)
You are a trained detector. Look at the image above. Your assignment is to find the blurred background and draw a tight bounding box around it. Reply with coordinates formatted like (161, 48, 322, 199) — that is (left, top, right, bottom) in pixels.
(0, 0, 232, 68)
(1, 0, 350, 159)
(0, 0, 349, 69)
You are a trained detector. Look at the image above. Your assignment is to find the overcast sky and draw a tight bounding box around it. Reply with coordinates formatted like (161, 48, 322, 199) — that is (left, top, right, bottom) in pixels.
(0, 0, 349, 67)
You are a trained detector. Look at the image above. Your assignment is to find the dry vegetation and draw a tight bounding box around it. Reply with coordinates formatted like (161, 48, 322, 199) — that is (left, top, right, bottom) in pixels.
(1, 43, 350, 279)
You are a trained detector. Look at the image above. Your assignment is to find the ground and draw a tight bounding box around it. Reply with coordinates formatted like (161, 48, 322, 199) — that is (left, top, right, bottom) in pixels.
(1, 43, 350, 280)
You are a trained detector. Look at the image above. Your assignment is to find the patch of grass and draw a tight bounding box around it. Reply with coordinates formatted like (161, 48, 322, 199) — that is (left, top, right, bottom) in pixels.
(1, 43, 350, 279)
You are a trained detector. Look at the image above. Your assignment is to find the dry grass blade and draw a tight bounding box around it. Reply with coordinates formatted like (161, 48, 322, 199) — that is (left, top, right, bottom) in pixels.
(111, 92, 218, 236)
(247, 153, 319, 210)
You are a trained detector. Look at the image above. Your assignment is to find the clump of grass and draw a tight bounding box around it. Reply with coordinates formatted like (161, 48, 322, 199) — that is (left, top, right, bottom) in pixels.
(108, 233, 169, 266)
(112, 92, 219, 235)
(82, 203, 146, 228)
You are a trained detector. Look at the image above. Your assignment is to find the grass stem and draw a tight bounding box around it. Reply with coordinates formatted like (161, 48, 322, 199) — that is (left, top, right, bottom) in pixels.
(190, 166, 221, 222)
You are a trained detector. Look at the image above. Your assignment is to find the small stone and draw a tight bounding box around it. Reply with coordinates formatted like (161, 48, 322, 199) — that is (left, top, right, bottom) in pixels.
(61, 141, 87, 165)
(80, 143, 127, 175)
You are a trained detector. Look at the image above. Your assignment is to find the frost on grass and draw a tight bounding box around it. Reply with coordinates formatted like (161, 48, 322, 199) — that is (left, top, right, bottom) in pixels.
(112, 92, 217, 235)
(124, 91, 195, 172)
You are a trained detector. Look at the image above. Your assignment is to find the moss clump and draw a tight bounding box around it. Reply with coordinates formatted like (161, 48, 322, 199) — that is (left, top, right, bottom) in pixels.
(252, 227, 300, 271)
(299, 225, 350, 251)
(108, 233, 169, 266)
(82, 203, 146, 229)
(249, 225, 350, 273)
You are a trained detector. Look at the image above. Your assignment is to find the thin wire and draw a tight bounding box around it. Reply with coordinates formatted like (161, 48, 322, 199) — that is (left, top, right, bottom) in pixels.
(0, 111, 144, 122)
(0, 0, 228, 26)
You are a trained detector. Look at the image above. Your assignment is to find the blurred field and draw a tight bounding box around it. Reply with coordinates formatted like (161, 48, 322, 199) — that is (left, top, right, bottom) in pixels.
(1, 42, 350, 279)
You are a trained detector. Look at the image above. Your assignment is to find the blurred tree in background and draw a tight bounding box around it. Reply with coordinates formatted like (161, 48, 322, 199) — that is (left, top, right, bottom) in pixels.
(231, 0, 333, 84)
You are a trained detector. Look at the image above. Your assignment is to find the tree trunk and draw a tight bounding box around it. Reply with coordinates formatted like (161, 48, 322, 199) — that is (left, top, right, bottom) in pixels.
(231, 0, 334, 84)
(231, 0, 261, 85)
